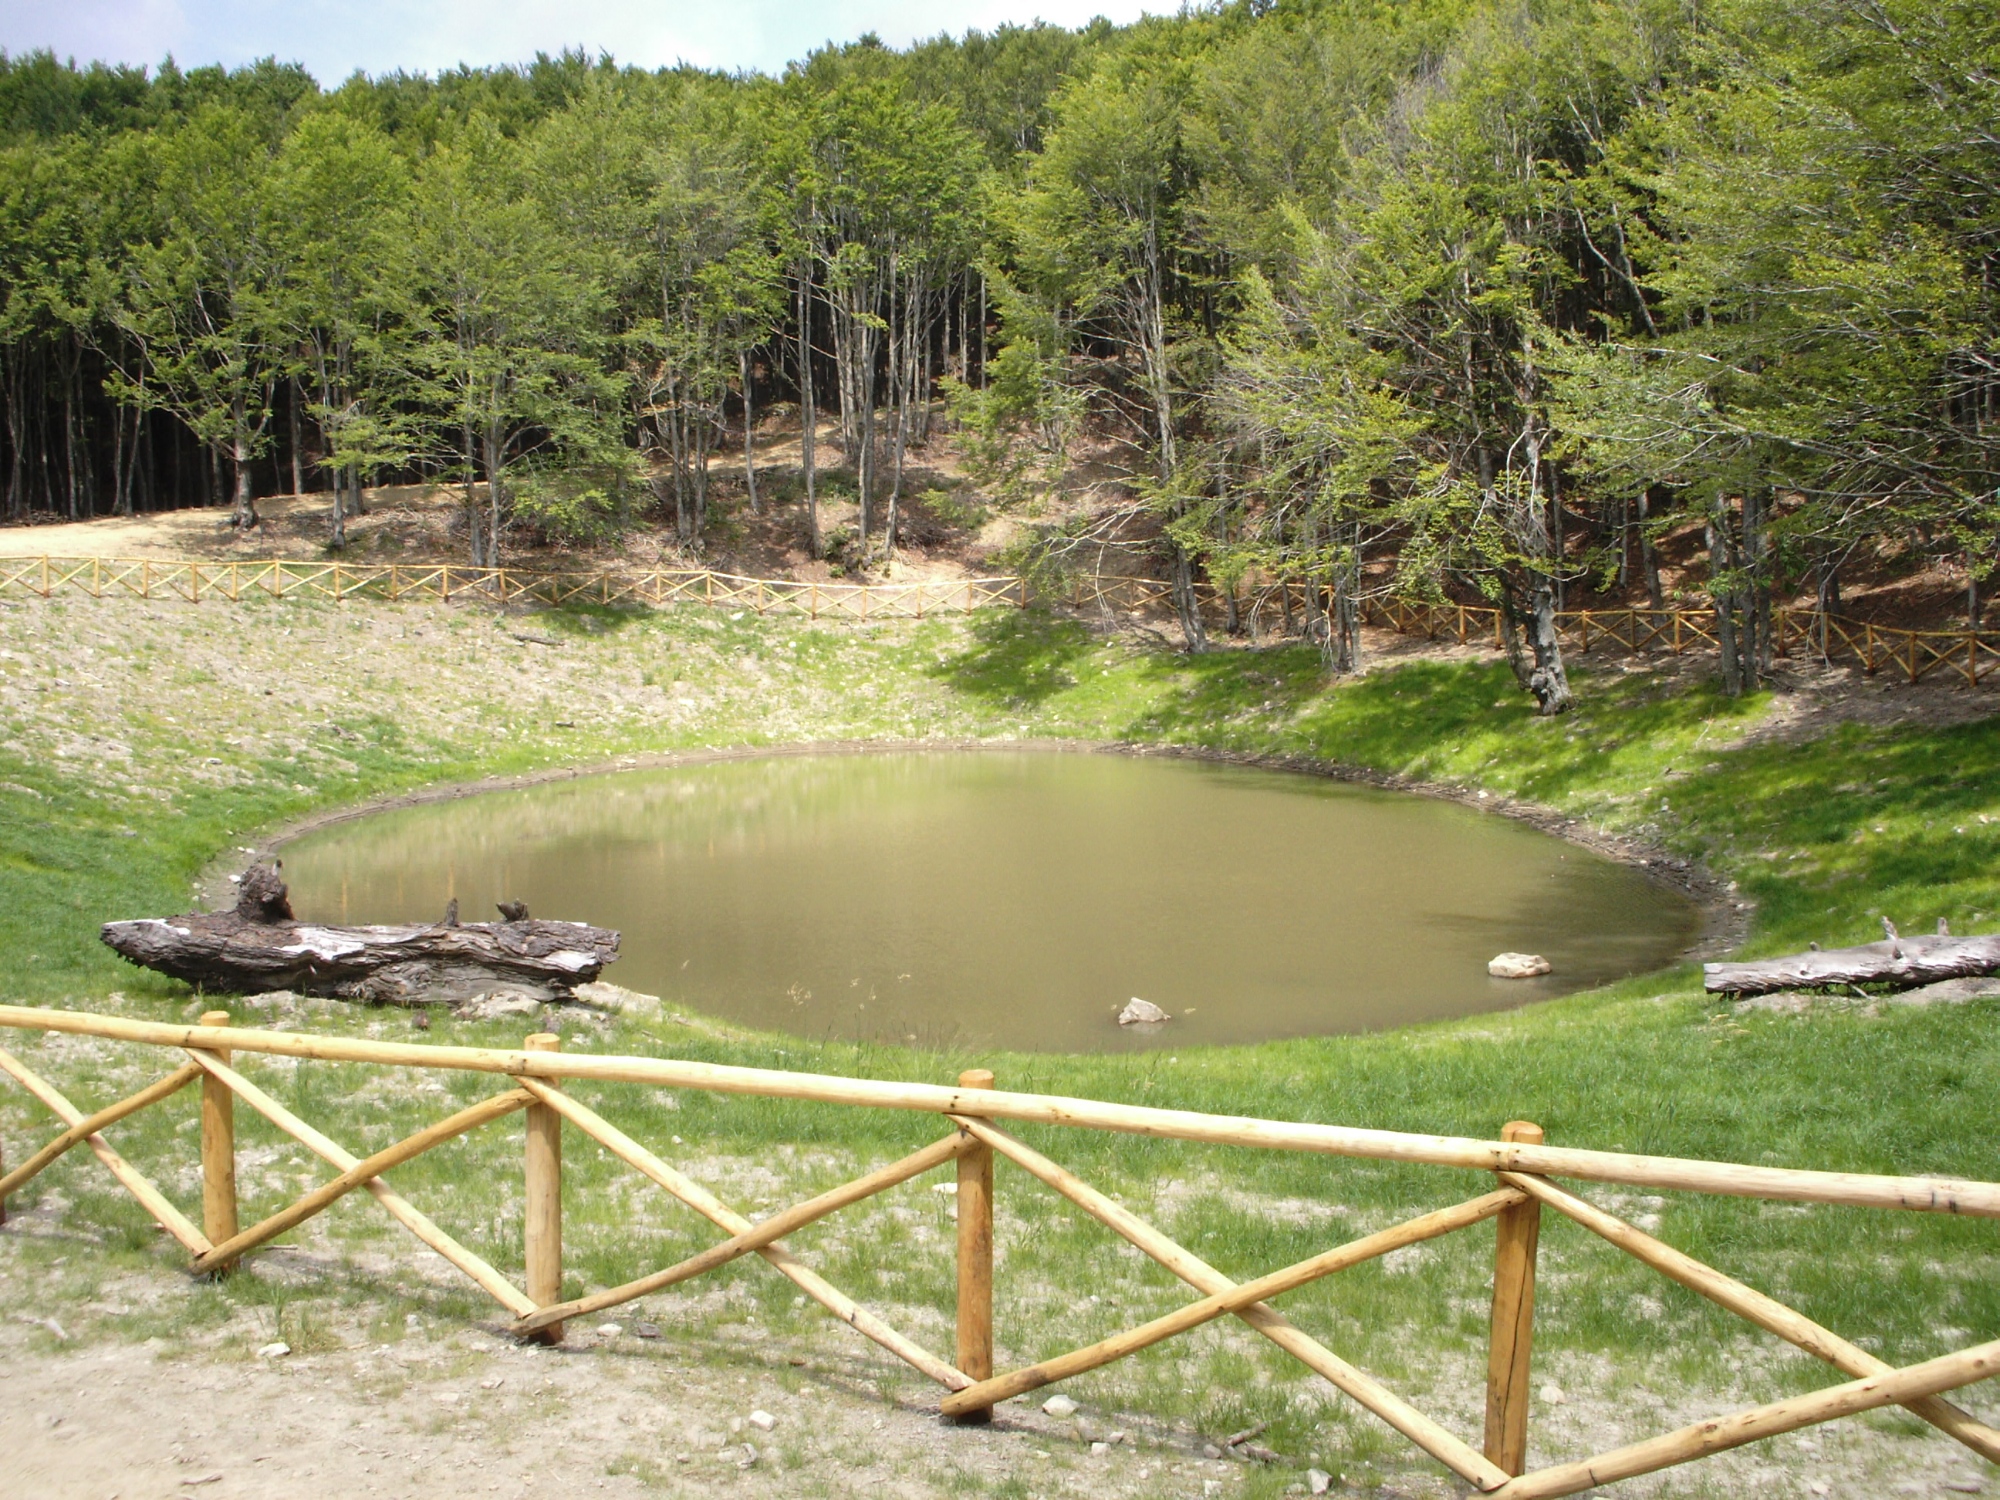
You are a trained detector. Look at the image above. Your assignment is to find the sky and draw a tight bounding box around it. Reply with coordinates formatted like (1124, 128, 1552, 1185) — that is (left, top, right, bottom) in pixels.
(2, 0, 1167, 82)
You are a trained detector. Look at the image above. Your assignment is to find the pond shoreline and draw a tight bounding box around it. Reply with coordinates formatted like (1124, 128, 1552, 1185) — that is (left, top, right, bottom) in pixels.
(209, 735, 1747, 968)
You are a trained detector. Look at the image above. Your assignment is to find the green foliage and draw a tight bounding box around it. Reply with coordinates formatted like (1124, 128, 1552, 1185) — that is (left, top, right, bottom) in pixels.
(3, 6, 1997, 666)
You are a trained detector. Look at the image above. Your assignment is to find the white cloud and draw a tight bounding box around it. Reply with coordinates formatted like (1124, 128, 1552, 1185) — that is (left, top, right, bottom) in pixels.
(4, 0, 1166, 82)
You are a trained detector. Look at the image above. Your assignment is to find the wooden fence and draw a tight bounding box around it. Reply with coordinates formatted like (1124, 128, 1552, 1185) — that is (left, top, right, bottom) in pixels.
(3, 1002, 1998, 1495)
(4, 553, 1995, 685)
(0, 555, 1023, 619)
(1070, 575, 2000, 687)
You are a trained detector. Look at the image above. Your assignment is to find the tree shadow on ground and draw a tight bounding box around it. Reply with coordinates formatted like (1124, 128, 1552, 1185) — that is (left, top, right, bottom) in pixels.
(929, 608, 1102, 707)
(526, 601, 652, 636)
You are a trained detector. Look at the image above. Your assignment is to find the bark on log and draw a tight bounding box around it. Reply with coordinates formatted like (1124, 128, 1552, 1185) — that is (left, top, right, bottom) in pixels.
(1704, 935, 2000, 996)
(101, 864, 618, 1006)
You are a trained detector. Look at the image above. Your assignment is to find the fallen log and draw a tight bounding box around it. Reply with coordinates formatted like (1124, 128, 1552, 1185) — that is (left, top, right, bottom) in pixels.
(101, 863, 619, 1006)
(1705, 932, 2000, 996)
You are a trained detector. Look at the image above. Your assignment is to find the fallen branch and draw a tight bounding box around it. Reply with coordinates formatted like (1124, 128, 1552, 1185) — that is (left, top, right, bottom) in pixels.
(1704, 930, 2000, 996)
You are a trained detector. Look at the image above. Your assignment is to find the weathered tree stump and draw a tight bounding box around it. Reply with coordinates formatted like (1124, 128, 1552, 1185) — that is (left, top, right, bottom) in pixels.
(101, 864, 620, 1006)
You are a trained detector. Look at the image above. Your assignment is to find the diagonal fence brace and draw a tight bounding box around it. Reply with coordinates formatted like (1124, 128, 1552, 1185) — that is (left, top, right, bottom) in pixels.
(517, 1078, 970, 1389)
(513, 1130, 975, 1336)
(185, 1050, 535, 1316)
(1491, 1335, 2000, 1499)
(0, 1046, 209, 1253)
(950, 1115, 1511, 1492)
(939, 1186, 1525, 1414)
(0, 1061, 202, 1201)
(1499, 1170, 2000, 1465)
(192, 1088, 532, 1274)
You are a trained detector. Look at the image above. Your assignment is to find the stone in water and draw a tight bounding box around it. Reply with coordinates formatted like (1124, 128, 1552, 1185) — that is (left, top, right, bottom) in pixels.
(1488, 952, 1552, 978)
(1118, 997, 1172, 1025)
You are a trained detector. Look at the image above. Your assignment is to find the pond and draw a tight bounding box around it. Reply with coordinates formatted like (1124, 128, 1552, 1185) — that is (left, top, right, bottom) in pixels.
(279, 750, 1699, 1053)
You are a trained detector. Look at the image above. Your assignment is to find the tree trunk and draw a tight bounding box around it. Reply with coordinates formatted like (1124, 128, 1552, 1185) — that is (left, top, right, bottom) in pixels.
(1708, 519, 1745, 695)
(1705, 931, 2000, 996)
(289, 377, 305, 497)
(741, 346, 759, 515)
(3, 354, 21, 521)
(1639, 485, 1665, 609)
(330, 465, 348, 550)
(101, 865, 621, 1007)
(798, 270, 821, 559)
(1526, 581, 1573, 714)
(482, 416, 507, 566)
(462, 417, 485, 567)
(61, 362, 79, 520)
(230, 401, 259, 529)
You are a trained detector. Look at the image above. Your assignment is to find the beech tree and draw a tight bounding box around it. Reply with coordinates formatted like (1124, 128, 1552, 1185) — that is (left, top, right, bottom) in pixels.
(108, 104, 291, 529)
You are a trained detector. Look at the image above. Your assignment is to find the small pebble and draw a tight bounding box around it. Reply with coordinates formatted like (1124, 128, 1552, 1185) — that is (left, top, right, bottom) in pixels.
(255, 1342, 290, 1359)
(596, 1323, 622, 1338)
(1539, 1382, 1566, 1405)
(634, 1323, 661, 1339)
(1090, 1442, 1110, 1456)
(748, 1410, 776, 1432)
(1308, 1469, 1333, 1496)
(1042, 1394, 1078, 1418)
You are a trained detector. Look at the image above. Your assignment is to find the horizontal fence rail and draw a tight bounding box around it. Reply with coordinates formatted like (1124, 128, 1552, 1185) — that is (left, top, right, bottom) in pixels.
(2, 1004, 1997, 1495)
(0, 554, 1023, 619)
(5, 553, 1989, 686)
(1070, 575, 2000, 688)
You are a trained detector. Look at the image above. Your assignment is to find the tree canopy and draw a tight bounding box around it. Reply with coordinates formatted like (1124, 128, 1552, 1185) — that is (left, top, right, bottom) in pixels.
(1, 1, 1994, 707)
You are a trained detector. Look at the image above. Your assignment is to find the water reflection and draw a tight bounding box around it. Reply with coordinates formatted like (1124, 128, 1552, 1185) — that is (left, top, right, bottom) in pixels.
(280, 751, 1697, 1052)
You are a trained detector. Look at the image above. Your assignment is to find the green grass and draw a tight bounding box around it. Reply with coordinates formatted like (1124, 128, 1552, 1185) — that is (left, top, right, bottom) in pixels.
(1, 597, 1998, 1486)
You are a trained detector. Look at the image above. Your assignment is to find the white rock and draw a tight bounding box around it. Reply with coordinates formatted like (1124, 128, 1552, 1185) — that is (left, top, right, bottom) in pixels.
(596, 1323, 622, 1338)
(452, 992, 543, 1020)
(572, 981, 663, 1019)
(1539, 1381, 1566, 1405)
(1308, 1470, 1334, 1496)
(256, 1342, 290, 1359)
(747, 1410, 776, 1432)
(1488, 952, 1552, 979)
(1808, 1484, 1830, 1498)
(1090, 1442, 1110, 1456)
(1117, 997, 1172, 1025)
(1042, 1394, 1079, 1418)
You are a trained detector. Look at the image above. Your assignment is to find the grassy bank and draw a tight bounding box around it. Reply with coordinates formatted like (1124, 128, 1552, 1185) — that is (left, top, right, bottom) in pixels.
(2, 593, 1998, 1495)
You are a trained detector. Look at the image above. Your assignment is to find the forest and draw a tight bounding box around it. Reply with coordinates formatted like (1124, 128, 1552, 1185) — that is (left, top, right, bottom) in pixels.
(0, 0, 1995, 710)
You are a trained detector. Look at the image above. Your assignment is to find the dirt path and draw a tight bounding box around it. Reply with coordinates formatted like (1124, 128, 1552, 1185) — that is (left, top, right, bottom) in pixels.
(0, 1306, 1257, 1500)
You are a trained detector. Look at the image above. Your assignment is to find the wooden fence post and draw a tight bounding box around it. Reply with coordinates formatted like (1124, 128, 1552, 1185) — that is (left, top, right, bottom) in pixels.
(954, 1067, 996, 1423)
(524, 1032, 564, 1344)
(198, 1010, 238, 1271)
(1485, 1119, 1544, 1476)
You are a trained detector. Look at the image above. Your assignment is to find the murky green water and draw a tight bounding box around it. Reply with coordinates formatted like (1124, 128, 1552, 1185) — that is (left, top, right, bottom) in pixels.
(279, 751, 1697, 1052)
